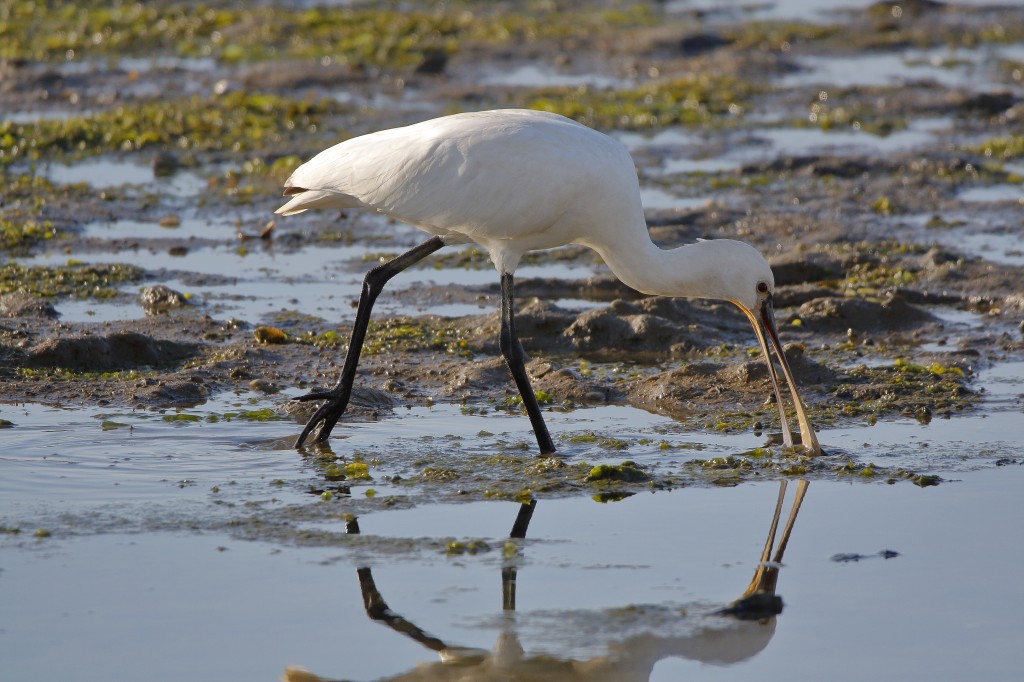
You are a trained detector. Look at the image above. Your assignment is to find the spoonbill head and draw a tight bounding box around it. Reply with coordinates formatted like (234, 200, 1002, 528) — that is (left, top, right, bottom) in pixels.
(275, 109, 821, 456)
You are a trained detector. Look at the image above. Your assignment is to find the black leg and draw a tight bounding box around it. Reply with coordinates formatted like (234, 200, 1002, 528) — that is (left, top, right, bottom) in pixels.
(499, 272, 556, 455)
(294, 236, 446, 448)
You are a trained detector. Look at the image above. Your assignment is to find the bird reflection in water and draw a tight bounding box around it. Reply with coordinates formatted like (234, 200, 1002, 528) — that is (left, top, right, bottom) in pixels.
(283, 480, 808, 682)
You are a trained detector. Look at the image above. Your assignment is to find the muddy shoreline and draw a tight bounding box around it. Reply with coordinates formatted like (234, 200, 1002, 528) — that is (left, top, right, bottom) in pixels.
(3, 1, 1024, 495)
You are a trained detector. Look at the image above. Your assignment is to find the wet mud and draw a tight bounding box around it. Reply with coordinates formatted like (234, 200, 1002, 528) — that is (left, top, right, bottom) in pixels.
(2, 0, 1024, 499)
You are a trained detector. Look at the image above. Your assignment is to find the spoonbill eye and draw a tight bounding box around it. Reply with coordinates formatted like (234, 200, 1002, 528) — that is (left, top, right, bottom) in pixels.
(757, 281, 770, 294)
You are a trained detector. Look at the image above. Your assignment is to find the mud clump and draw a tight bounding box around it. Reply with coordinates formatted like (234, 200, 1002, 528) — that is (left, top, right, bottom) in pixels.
(0, 292, 58, 319)
(631, 363, 727, 409)
(725, 344, 837, 387)
(565, 307, 698, 353)
(509, 300, 577, 350)
(773, 284, 840, 309)
(797, 294, 936, 332)
(27, 332, 200, 371)
(131, 377, 209, 407)
(139, 285, 189, 315)
(445, 357, 515, 394)
(769, 253, 844, 286)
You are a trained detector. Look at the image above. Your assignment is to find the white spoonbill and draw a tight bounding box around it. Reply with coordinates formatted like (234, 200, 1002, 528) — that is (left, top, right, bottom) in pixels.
(276, 109, 821, 456)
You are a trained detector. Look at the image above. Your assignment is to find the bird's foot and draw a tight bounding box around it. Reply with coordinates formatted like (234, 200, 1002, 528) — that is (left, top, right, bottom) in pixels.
(293, 387, 350, 449)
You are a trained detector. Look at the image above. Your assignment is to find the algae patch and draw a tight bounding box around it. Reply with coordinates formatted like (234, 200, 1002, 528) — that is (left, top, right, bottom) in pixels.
(1, 91, 342, 165)
(0, 262, 144, 299)
(526, 75, 759, 130)
(586, 461, 649, 483)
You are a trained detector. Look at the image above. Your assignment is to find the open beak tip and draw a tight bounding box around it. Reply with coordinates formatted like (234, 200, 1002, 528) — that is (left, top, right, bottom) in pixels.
(755, 300, 824, 457)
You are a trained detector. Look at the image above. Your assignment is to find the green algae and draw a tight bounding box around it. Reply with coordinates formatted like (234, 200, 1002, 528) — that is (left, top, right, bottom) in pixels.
(0, 261, 144, 299)
(0, 91, 340, 166)
(525, 74, 759, 130)
(871, 196, 894, 214)
(7, 0, 1020, 73)
(16, 367, 147, 382)
(293, 330, 342, 348)
(805, 241, 928, 294)
(970, 133, 1024, 160)
(497, 390, 554, 413)
(162, 413, 201, 423)
(893, 358, 965, 378)
(722, 19, 840, 51)
(227, 408, 285, 422)
(0, 215, 58, 251)
(343, 462, 372, 480)
(420, 466, 459, 482)
(909, 473, 942, 487)
(1, 0, 653, 67)
(721, 12, 1024, 54)
(801, 92, 910, 137)
(678, 447, 944, 488)
(585, 461, 648, 483)
(568, 432, 629, 450)
(815, 357, 972, 426)
(0, 174, 68, 253)
(446, 539, 491, 555)
(364, 317, 472, 357)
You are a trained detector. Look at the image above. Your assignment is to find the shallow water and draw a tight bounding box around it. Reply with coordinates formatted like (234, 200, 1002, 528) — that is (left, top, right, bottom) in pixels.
(18, 244, 599, 324)
(2, 358, 1020, 527)
(958, 184, 1024, 204)
(44, 158, 208, 196)
(952, 230, 1024, 267)
(623, 118, 950, 176)
(2, 301, 1022, 682)
(901, 211, 1024, 268)
(2, 465, 1021, 681)
(477, 64, 628, 90)
(778, 45, 1024, 92)
(81, 216, 239, 241)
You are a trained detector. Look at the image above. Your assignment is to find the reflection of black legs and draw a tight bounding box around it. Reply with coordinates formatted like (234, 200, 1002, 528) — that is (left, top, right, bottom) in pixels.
(499, 272, 556, 455)
(504, 498, 537, 611)
(349, 519, 447, 649)
(357, 568, 447, 652)
(502, 566, 518, 611)
(294, 236, 446, 448)
(349, 499, 538, 640)
(509, 499, 537, 539)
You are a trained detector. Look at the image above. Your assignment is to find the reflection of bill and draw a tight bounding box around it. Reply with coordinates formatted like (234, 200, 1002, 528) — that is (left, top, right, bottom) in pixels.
(284, 480, 808, 681)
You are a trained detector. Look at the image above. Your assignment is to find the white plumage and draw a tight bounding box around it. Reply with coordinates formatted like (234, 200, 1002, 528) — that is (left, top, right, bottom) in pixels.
(277, 109, 820, 455)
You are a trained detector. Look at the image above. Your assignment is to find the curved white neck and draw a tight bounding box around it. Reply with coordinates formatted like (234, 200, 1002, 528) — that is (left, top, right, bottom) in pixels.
(589, 236, 729, 302)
